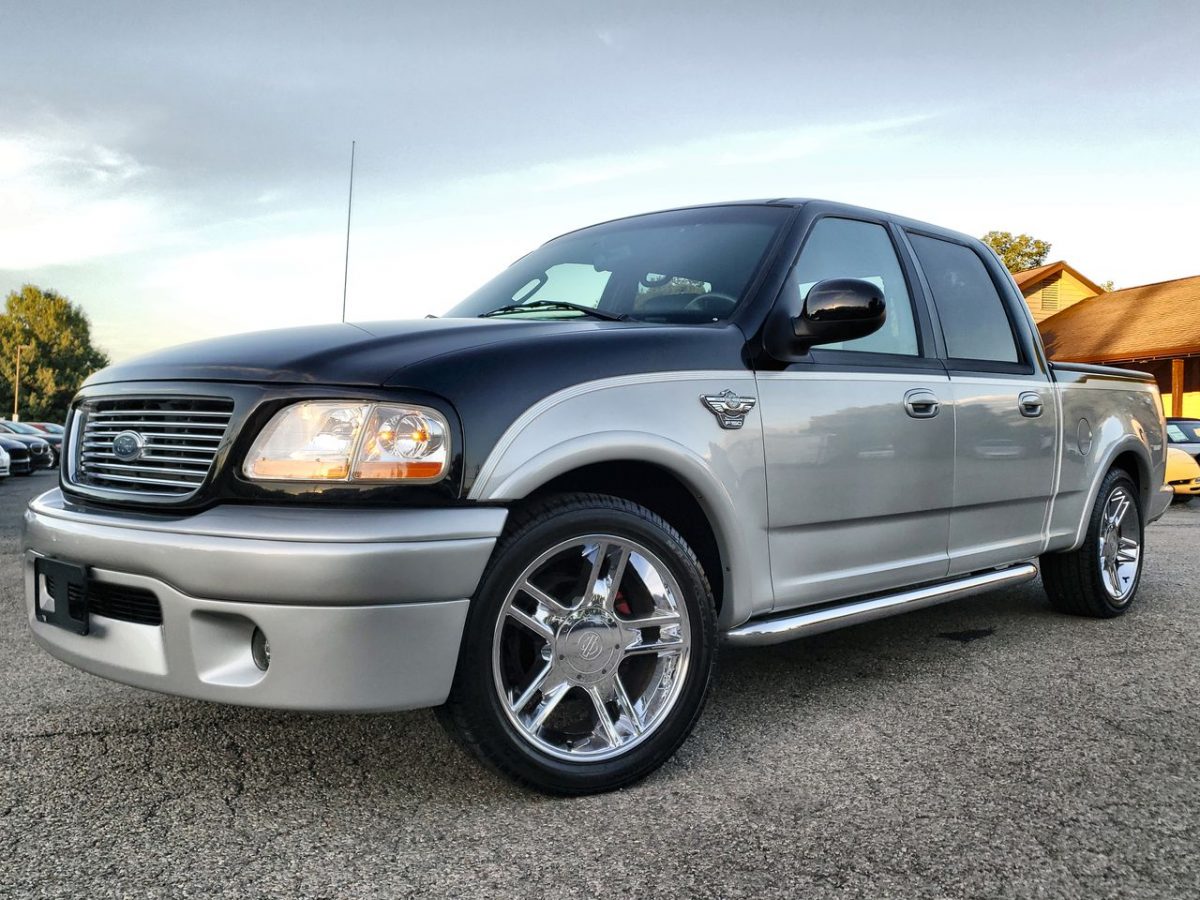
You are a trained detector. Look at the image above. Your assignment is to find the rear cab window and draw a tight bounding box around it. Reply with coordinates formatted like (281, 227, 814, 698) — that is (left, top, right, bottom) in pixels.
(907, 234, 1024, 369)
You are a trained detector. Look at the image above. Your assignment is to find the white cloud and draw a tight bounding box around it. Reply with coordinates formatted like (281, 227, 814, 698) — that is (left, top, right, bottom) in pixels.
(0, 128, 163, 269)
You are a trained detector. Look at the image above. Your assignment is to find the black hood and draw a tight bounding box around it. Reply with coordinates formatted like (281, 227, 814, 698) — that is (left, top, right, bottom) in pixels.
(85, 318, 629, 388)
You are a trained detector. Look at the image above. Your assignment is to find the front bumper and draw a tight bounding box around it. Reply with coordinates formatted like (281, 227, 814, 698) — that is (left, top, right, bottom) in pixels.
(23, 489, 507, 711)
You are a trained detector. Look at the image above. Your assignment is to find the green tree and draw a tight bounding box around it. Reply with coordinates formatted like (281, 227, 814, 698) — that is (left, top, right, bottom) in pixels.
(1098, 280, 1115, 292)
(981, 231, 1052, 273)
(0, 285, 110, 423)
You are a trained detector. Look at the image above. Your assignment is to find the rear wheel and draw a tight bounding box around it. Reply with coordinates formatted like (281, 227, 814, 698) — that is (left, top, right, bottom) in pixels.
(438, 493, 717, 795)
(1041, 468, 1144, 618)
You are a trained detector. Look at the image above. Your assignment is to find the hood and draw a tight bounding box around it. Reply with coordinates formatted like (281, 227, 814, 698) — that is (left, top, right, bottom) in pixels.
(84, 317, 630, 388)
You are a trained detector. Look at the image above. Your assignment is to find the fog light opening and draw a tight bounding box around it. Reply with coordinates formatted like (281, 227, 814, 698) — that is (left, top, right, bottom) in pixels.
(251, 627, 271, 671)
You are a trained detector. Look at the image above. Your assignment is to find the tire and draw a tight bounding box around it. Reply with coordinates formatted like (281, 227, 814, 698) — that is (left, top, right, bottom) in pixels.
(438, 492, 718, 795)
(1041, 468, 1144, 618)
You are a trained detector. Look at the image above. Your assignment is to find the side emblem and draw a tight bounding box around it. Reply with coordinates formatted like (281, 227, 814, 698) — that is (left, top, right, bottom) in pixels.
(111, 430, 146, 462)
(701, 390, 757, 430)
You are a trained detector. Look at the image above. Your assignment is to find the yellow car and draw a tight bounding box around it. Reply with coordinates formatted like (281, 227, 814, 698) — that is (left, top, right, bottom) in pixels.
(1167, 447, 1200, 503)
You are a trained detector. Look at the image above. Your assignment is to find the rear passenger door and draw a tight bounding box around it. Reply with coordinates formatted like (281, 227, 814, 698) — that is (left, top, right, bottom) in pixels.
(905, 232, 1059, 573)
(759, 216, 954, 611)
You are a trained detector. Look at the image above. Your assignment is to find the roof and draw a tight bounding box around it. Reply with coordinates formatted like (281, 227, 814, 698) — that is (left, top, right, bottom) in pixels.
(1038, 273, 1200, 363)
(1013, 260, 1104, 295)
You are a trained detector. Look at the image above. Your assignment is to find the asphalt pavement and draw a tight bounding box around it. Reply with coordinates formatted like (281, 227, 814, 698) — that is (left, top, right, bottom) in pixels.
(1, 472, 1197, 899)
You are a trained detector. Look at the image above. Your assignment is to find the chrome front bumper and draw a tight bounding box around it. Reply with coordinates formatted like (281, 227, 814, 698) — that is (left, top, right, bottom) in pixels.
(23, 489, 507, 711)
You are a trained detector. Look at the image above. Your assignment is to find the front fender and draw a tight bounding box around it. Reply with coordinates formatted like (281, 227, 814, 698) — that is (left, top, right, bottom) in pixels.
(467, 373, 772, 628)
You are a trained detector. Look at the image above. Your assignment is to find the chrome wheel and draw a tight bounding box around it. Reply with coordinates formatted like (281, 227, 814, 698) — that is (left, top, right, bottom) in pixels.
(491, 534, 692, 762)
(1097, 486, 1141, 603)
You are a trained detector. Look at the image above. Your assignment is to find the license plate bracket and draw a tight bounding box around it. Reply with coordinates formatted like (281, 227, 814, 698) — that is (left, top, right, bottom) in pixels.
(34, 558, 90, 636)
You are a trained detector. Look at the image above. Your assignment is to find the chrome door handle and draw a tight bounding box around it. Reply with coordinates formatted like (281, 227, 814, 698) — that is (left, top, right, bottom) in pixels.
(903, 388, 940, 419)
(1018, 391, 1044, 418)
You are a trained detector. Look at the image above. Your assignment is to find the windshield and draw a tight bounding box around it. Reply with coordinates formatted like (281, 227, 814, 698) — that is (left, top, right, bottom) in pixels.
(445, 206, 790, 324)
(3, 421, 38, 434)
(1167, 420, 1200, 443)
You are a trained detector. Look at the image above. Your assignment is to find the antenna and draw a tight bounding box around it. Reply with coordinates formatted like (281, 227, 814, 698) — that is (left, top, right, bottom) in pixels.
(341, 140, 356, 322)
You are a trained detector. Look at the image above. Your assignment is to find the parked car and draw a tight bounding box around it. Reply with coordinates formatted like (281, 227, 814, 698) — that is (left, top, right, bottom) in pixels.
(0, 435, 32, 475)
(27, 422, 65, 436)
(0, 420, 59, 467)
(1166, 447, 1200, 503)
(23, 199, 1172, 794)
(0, 443, 9, 479)
(1166, 417, 1200, 462)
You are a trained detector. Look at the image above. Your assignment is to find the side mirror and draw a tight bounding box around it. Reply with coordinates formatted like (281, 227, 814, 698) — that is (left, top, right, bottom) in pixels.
(764, 278, 887, 361)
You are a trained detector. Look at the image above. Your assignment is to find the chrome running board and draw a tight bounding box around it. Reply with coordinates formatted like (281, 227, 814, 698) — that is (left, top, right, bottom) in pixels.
(724, 563, 1039, 647)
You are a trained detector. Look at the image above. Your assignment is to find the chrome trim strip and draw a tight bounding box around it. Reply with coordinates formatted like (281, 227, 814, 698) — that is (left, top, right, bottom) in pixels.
(723, 563, 1039, 647)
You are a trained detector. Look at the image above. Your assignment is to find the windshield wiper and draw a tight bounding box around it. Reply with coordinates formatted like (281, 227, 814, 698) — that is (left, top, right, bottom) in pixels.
(479, 301, 627, 322)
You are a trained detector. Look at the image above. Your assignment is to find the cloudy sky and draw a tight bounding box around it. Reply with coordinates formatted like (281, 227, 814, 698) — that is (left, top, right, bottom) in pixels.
(2, 1, 1198, 362)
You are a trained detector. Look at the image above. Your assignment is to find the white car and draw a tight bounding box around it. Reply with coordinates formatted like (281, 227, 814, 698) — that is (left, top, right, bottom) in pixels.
(0, 443, 10, 478)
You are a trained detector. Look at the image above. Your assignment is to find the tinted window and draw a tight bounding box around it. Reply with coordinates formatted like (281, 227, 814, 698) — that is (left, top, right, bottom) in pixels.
(909, 235, 1019, 363)
(1168, 420, 1200, 442)
(789, 218, 918, 356)
(446, 206, 790, 324)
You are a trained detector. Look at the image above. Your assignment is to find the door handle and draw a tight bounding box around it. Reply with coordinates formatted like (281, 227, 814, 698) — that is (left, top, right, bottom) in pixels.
(1018, 391, 1044, 418)
(903, 388, 940, 419)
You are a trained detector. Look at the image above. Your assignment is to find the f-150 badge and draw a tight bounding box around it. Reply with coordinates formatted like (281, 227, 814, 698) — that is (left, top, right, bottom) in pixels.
(701, 390, 757, 429)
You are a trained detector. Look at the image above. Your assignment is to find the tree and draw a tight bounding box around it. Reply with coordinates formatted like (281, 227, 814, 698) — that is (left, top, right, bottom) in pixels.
(981, 231, 1052, 273)
(0, 285, 110, 423)
(1098, 280, 1115, 292)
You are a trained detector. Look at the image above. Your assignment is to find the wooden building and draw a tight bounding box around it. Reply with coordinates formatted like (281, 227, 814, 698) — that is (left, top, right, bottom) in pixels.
(1037, 274, 1200, 417)
(1013, 261, 1105, 324)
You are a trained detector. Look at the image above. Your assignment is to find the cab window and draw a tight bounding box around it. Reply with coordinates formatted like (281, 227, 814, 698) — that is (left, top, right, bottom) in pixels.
(788, 218, 919, 356)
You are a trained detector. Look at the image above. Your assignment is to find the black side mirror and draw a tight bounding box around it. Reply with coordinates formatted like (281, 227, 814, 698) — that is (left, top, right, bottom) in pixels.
(764, 277, 887, 361)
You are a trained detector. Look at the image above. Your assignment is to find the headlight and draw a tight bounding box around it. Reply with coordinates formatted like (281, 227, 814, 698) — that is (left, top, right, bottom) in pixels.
(243, 401, 450, 483)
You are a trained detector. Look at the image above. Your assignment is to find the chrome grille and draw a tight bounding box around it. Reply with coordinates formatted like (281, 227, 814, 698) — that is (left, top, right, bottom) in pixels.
(70, 396, 234, 498)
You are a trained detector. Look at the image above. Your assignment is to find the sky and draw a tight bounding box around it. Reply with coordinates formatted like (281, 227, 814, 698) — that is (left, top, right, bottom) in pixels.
(2, 0, 1198, 363)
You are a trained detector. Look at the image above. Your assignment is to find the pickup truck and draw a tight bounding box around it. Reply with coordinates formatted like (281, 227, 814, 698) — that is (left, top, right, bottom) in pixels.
(23, 199, 1172, 795)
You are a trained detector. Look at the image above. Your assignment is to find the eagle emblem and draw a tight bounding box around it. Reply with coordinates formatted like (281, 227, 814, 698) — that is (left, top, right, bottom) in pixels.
(701, 390, 757, 429)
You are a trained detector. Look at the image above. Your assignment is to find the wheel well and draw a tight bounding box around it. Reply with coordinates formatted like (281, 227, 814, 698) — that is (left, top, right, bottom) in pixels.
(1111, 450, 1146, 506)
(523, 461, 726, 613)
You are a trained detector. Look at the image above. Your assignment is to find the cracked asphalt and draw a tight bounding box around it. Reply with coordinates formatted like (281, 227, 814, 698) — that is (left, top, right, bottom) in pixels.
(2, 473, 1198, 899)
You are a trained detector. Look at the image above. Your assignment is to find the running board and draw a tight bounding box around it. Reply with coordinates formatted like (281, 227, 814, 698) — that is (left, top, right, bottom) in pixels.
(723, 563, 1039, 647)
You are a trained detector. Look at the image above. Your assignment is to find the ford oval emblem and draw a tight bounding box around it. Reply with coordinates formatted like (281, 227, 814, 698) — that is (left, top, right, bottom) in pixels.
(111, 430, 146, 462)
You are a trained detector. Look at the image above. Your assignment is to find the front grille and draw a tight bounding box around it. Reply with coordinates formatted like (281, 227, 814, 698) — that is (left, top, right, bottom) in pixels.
(41, 576, 163, 626)
(70, 396, 234, 498)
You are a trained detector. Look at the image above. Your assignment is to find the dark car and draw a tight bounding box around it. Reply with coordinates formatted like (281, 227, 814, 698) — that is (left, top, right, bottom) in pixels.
(0, 435, 32, 475)
(27, 422, 65, 436)
(0, 422, 55, 470)
(1166, 418, 1200, 461)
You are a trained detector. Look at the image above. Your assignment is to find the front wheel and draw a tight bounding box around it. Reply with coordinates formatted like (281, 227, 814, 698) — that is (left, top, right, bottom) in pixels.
(438, 493, 717, 795)
(1041, 468, 1144, 618)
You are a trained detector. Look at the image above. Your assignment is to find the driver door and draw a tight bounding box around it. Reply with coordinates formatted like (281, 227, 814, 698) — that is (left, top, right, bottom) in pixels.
(757, 216, 954, 611)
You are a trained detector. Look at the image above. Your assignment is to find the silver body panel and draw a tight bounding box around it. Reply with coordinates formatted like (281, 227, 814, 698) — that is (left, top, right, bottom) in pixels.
(22, 489, 507, 710)
(946, 376, 1059, 574)
(25, 489, 504, 605)
(24, 558, 468, 711)
(756, 370, 955, 611)
(469, 371, 772, 630)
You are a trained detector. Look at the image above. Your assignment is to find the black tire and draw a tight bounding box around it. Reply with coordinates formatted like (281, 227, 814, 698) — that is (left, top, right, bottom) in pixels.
(1040, 468, 1144, 618)
(438, 492, 718, 795)
(1171, 495, 1193, 505)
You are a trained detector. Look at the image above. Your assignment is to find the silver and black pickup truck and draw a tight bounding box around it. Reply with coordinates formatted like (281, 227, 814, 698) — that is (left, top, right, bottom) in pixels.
(23, 199, 1172, 794)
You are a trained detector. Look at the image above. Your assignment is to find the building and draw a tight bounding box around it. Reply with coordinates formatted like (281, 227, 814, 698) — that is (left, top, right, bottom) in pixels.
(1036, 274, 1200, 418)
(1013, 260, 1105, 324)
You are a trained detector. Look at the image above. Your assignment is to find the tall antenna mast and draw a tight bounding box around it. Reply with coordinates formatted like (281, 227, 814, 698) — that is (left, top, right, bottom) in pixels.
(341, 140, 356, 322)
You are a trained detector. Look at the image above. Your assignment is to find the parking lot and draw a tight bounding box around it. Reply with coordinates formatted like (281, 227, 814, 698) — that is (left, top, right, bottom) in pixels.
(1, 472, 1197, 899)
